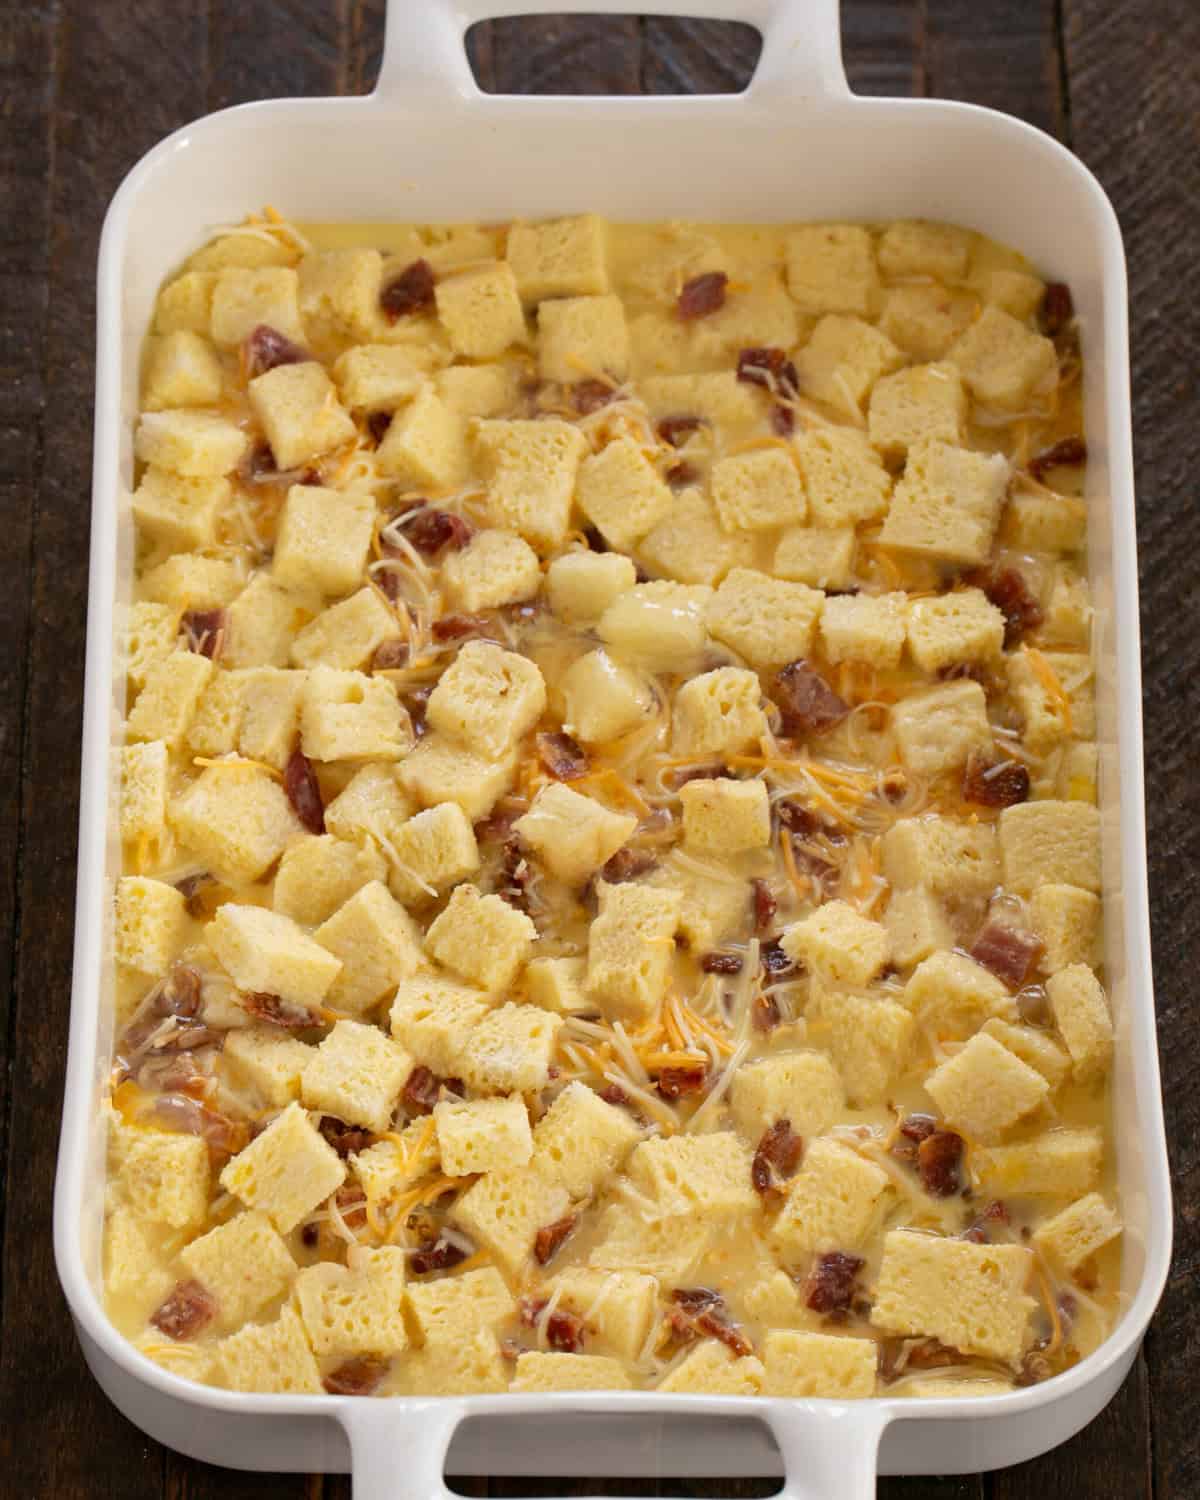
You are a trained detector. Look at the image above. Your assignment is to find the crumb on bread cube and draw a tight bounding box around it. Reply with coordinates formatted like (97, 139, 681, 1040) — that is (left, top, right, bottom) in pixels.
(658, 1341, 765, 1394)
(461, 1002, 562, 1095)
(333, 342, 429, 412)
(215, 1306, 322, 1394)
(628, 1132, 758, 1220)
(376, 383, 469, 491)
(878, 220, 973, 281)
(142, 331, 224, 411)
(1029, 883, 1101, 972)
(794, 313, 903, 415)
(435, 262, 527, 359)
(297, 247, 383, 345)
(531, 1080, 640, 1198)
(210, 266, 304, 346)
(906, 587, 1005, 673)
(450, 1166, 571, 1276)
(773, 525, 856, 590)
(293, 1244, 409, 1358)
(881, 814, 999, 905)
(770, 1135, 890, 1258)
(639, 487, 757, 587)
(512, 1351, 633, 1392)
(538, 293, 629, 382)
(972, 1127, 1103, 1198)
(884, 884, 955, 969)
(728, 1050, 845, 1141)
(1032, 1192, 1122, 1272)
(111, 1120, 210, 1230)
(902, 950, 1014, 1041)
(135, 409, 250, 478)
(220, 1027, 314, 1108)
(808, 991, 914, 1108)
(820, 590, 907, 668)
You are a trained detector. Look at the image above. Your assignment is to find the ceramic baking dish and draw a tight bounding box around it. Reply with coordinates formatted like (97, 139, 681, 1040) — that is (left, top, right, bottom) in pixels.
(54, 0, 1171, 1492)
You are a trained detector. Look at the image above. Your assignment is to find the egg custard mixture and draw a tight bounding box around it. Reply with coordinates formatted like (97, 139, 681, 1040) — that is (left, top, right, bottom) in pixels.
(106, 211, 1120, 1401)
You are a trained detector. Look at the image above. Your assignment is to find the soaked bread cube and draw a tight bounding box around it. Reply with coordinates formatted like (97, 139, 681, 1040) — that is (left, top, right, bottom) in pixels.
(135, 408, 250, 479)
(903, 951, 1014, 1040)
(179, 1209, 297, 1331)
(878, 220, 972, 281)
(794, 314, 903, 414)
(627, 1132, 757, 1220)
(376, 384, 468, 490)
(808, 991, 914, 1108)
(215, 1306, 321, 1395)
(104, 1208, 173, 1317)
(598, 581, 712, 674)
(639, 488, 756, 587)
(972, 1127, 1103, 1198)
(121, 740, 170, 851)
(210, 266, 304, 346)
(1007, 647, 1094, 754)
(881, 814, 999, 904)
(879, 284, 975, 362)
(127, 651, 214, 752)
(507, 214, 610, 302)
(1003, 491, 1088, 554)
(820, 590, 907, 668)
(435, 1094, 533, 1177)
(546, 551, 637, 624)
(155, 270, 218, 334)
(907, 587, 1005, 672)
(640, 370, 764, 430)
(221, 1028, 314, 1108)
(450, 1166, 571, 1276)
(333, 343, 429, 411)
(301, 1019, 413, 1133)
(435, 262, 527, 359)
(248, 361, 356, 471)
(549, 1269, 658, 1362)
(237, 666, 309, 770)
(142, 330, 224, 411)
(680, 776, 770, 855)
(300, 666, 414, 762)
(762, 1330, 876, 1399)
(870, 1229, 1035, 1362)
(1047, 963, 1113, 1081)
(273, 834, 387, 927)
(397, 734, 517, 822)
(771, 1136, 890, 1257)
(272, 484, 374, 598)
(389, 972, 492, 1078)
(884, 885, 954, 968)
(442, 529, 541, 612)
(1043, 568, 1093, 648)
(223, 574, 318, 670)
(219, 1101, 346, 1234)
(124, 601, 180, 692)
(999, 800, 1101, 894)
(514, 783, 637, 886)
(892, 678, 993, 775)
(868, 361, 967, 461)
(298, 248, 383, 344)
(169, 764, 301, 883)
(710, 447, 807, 532)
(577, 436, 674, 550)
(474, 418, 588, 553)
(115, 876, 187, 978)
(658, 1341, 764, 1395)
(425, 886, 537, 994)
(794, 426, 891, 527)
(293, 1245, 409, 1358)
(785, 223, 878, 317)
(140, 554, 248, 611)
(979, 1018, 1072, 1091)
(407, 1264, 515, 1343)
(531, 1081, 640, 1198)
(586, 880, 682, 1021)
(588, 1204, 713, 1285)
(351, 1119, 440, 1210)
(1029, 883, 1101, 972)
(186, 670, 249, 758)
(560, 648, 654, 744)
(436, 362, 518, 418)
(426, 640, 547, 759)
(705, 568, 823, 670)
(112, 1121, 210, 1230)
(462, 1002, 562, 1095)
(315, 880, 425, 1016)
(880, 438, 1009, 565)
(642, 854, 748, 953)
(538, 294, 629, 382)
(513, 1351, 632, 1392)
(773, 525, 856, 590)
(324, 762, 412, 846)
(975, 266, 1045, 320)
(189, 233, 294, 272)
(1032, 1193, 1122, 1272)
(949, 304, 1056, 411)
(524, 956, 589, 1015)
(925, 1032, 1050, 1143)
(389, 802, 481, 905)
(729, 1050, 845, 1141)
(670, 666, 767, 757)
(391, 1330, 509, 1395)
(782, 900, 889, 988)
(209, 903, 342, 1009)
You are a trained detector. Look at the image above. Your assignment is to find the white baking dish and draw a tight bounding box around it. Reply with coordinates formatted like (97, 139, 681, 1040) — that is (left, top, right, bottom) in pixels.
(55, 0, 1171, 1492)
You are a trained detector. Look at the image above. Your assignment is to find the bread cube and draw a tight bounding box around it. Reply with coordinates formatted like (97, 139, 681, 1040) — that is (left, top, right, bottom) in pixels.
(560, 648, 654, 745)
(219, 1101, 346, 1233)
(972, 1127, 1103, 1198)
(389, 972, 492, 1077)
(679, 776, 770, 855)
(186, 669, 251, 758)
(334, 342, 428, 411)
(710, 447, 807, 533)
(999, 800, 1101, 894)
(690, 273, 800, 362)
(474, 417, 588, 553)
(436, 362, 518, 418)
(407, 1263, 515, 1343)
(868, 361, 967, 463)
(426, 884, 536, 993)
(292, 588, 400, 672)
(642, 854, 748, 953)
(293, 1244, 408, 1359)
(462, 1002, 562, 1095)
(155, 270, 218, 334)
(450, 1166, 571, 1275)
(538, 293, 629, 382)
(223, 573, 318, 670)
(975, 266, 1045, 320)
(377, 383, 470, 492)
(949, 304, 1056, 411)
(190, 232, 294, 271)
(979, 1018, 1072, 1091)
(1043, 568, 1093, 648)
(210, 902, 342, 1008)
(598, 581, 712, 675)
(729, 1050, 845, 1141)
(390, 1329, 508, 1395)
(925, 1032, 1050, 1143)
(781, 900, 889, 988)
(114, 876, 188, 977)
(297, 247, 382, 344)
(434, 262, 527, 359)
(426, 640, 546, 759)
(903, 951, 1013, 1041)
(249, 360, 357, 471)
(1032, 1193, 1122, 1272)
(871, 1229, 1035, 1362)
(639, 487, 756, 587)
(272, 484, 374, 598)
(1003, 491, 1088, 554)
(588, 1203, 714, 1285)
(546, 551, 637, 624)
(892, 678, 993, 776)
(272, 833, 386, 927)
(907, 587, 1005, 674)
(881, 438, 1009, 565)
(881, 815, 999, 904)
(507, 214, 609, 302)
(125, 601, 180, 691)
(140, 553, 248, 611)
(397, 734, 517, 821)
(658, 1342, 765, 1395)
(300, 666, 413, 762)
(324, 762, 412, 846)
(640, 370, 765, 431)
(773, 526, 856, 590)
(808, 991, 914, 1107)
(315, 880, 424, 1016)
(103, 1207, 173, 1317)
(169, 764, 301, 883)
(441, 528, 541, 613)
(215, 1306, 322, 1395)
(785, 223, 878, 317)
(1047, 963, 1113, 1081)
(762, 1329, 876, 1399)
(127, 650, 213, 748)
(794, 425, 892, 528)
(586, 880, 681, 1021)
(131, 465, 227, 557)
(112, 1123, 209, 1230)
(734, 1266, 804, 1328)
(705, 568, 824, 671)
(771, 1136, 889, 1257)
(142, 329, 224, 411)
(577, 436, 674, 551)
(884, 885, 954, 969)
(879, 284, 976, 362)
(1029, 883, 1101, 972)
(512, 1351, 632, 1392)
(820, 591, 908, 669)
(1007, 647, 1094, 754)
(390, 795, 481, 905)
(795, 314, 903, 415)
(531, 1081, 640, 1198)
(525, 956, 589, 1015)
(301, 1019, 413, 1133)
(236, 666, 308, 771)
(179, 1209, 297, 1332)
(221, 1027, 314, 1108)
(210, 266, 304, 346)
(350, 1117, 440, 1210)
(880, 220, 973, 280)
(629, 1132, 758, 1220)
(549, 1269, 657, 1362)
(671, 667, 767, 757)
(121, 740, 170, 852)
(514, 783, 637, 887)
(435, 1094, 532, 1177)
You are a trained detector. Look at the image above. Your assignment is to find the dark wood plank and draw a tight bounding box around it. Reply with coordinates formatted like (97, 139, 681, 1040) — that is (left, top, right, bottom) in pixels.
(208, 0, 349, 108)
(472, 15, 642, 95)
(638, 18, 760, 94)
(842, 0, 921, 97)
(923, 0, 1066, 136)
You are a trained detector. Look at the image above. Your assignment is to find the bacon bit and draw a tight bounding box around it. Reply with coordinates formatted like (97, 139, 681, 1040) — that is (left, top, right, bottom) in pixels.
(1039, 282, 1074, 338)
(150, 1280, 216, 1341)
(536, 731, 590, 782)
(600, 1083, 630, 1107)
(318, 1116, 376, 1158)
(243, 324, 310, 378)
(572, 379, 615, 415)
(666, 461, 699, 489)
(410, 1234, 470, 1276)
(736, 347, 799, 397)
(153, 1094, 247, 1159)
(752, 1119, 803, 1194)
(401, 683, 432, 736)
(917, 1130, 965, 1198)
(473, 805, 519, 846)
(366, 409, 393, 446)
(283, 747, 325, 834)
(668, 1287, 752, 1357)
(497, 837, 536, 912)
(175, 873, 219, 919)
(600, 847, 658, 883)
(773, 660, 850, 736)
(891, 1113, 938, 1166)
(180, 608, 226, 661)
(770, 403, 795, 436)
(242, 991, 319, 1030)
(804, 1251, 865, 1315)
(678, 272, 728, 321)
(1017, 983, 1051, 1026)
(136, 1050, 206, 1094)
(963, 1198, 1010, 1243)
(380, 258, 436, 321)
(518, 1297, 586, 1353)
(900, 1337, 960, 1374)
(323, 1356, 387, 1396)
(399, 505, 474, 557)
(582, 524, 610, 553)
(668, 761, 727, 789)
(1028, 435, 1087, 482)
(335, 1185, 368, 1230)
(657, 1064, 708, 1099)
(701, 951, 743, 975)
(402, 1065, 464, 1116)
(760, 940, 796, 977)
(657, 414, 705, 447)
(752, 992, 782, 1034)
(533, 1213, 579, 1266)
(431, 613, 490, 644)
(239, 440, 279, 484)
(962, 752, 1030, 808)
(966, 567, 1044, 647)
(777, 799, 846, 846)
(749, 877, 777, 934)
(371, 638, 410, 672)
(301, 1222, 319, 1249)
(970, 921, 1044, 990)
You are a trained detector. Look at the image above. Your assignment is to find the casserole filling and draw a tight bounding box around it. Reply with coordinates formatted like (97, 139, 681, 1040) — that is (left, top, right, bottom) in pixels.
(104, 212, 1119, 1399)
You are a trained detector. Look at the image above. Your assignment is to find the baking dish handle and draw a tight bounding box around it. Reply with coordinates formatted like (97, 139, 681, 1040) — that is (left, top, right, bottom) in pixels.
(377, 0, 849, 106)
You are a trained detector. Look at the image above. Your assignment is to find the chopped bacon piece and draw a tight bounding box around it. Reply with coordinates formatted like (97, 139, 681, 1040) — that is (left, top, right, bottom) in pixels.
(668, 1288, 752, 1357)
(536, 731, 590, 782)
(150, 1280, 216, 1341)
(804, 1251, 865, 1315)
(1016, 1349, 1054, 1387)
(496, 837, 536, 913)
(1028, 435, 1087, 482)
(962, 753, 1030, 809)
(318, 1116, 376, 1158)
(153, 1094, 247, 1159)
(434, 613, 493, 645)
(518, 1297, 586, 1353)
(533, 1212, 579, 1266)
(777, 799, 846, 845)
(175, 873, 219, 919)
(401, 683, 433, 738)
(752, 1119, 803, 1194)
(917, 1130, 965, 1198)
(666, 460, 699, 489)
(334, 1185, 368, 1230)
(242, 991, 319, 1029)
(371, 638, 410, 672)
(283, 747, 326, 834)
(736, 347, 799, 397)
(657, 414, 705, 447)
(963, 1198, 1010, 1243)
(402, 1065, 463, 1116)
(970, 921, 1044, 990)
(657, 1063, 708, 1099)
(751, 877, 777, 934)
(891, 1113, 938, 1166)
(572, 379, 616, 415)
(966, 567, 1044, 646)
(600, 847, 658, 883)
(399, 505, 473, 557)
(600, 1083, 630, 1107)
(902, 1337, 960, 1372)
(668, 761, 726, 788)
(773, 659, 850, 736)
(752, 992, 782, 1034)
(323, 1356, 387, 1396)
(770, 403, 795, 436)
(243, 324, 310, 378)
(366, 409, 393, 446)
(410, 1234, 471, 1276)
(677, 272, 728, 321)
(180, 608, 226, 661)
(1039, 282, 1075, 338)
(582, 524, 610, 552)
(701, 951, 743, 975)
(760, 939, 796, 977)
(380, 258, 436, 321)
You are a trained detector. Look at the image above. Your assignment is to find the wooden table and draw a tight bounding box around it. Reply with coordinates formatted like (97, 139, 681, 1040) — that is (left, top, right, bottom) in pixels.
(2, 3, 1196, 1495)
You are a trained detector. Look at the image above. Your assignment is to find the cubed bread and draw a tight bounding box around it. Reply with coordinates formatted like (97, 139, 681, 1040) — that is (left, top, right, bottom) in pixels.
(689, 272, 799, 361)
(441, 528, 541, 612)
(1047, 963, 1113, 1080)
(132, 467, 228, 550)
(680, 776, 770, 854)
(907, 587, 1005, 672)
(351, 1117, 440, 1209)
(155, 270, 218, 334)
(219, 1101, 346, 1234)
(639, 488, 757, 587)
(111, 1121, 210, 1230)
(586, 880, 681, 1020)
(880, 438, 1009, 565)
(272, 484, 375, 598)
(140, 553, 247, 611)
(773, 526, 856, 590)
(293, 1244, 409, 1358)
(298, 247, 383, 344)
(892, 678, 993, 775)
(794, 314, 903, 414)
(884, 885, 955, 968)
(169, 764, 302, 883)
(794, 425, 892, 527)
(210, 266, 304, 346)
(300, 666, 414, 762)
(450, 1166, 571, 1276)
(868, 361, 967, 461)
(785, 223, 878, 317)
(103, 1207, 173, 1316)
(474, 418, 588, 553)
(324, 762, 412, 845)
(434, 262, 526, 358)
(127, 650, 214, 748)
(576, 436, 674, 550)
(142, 329, 224, 411)
(658, 1342, 765, 1395)
(425, 884, 537, 993)
(560, 648, 654, 744)
(820, 591, 907, 668)
(512, 1351, 632, 1392)
(949, 303, 1056, 411)
(531, 1081, 640, 1198)
(628, 1132, 758, 1219)
(215, 1306, 322, 1395)
(549, 1269, 658, 1361)
(971, 1127, 1103, 1198)
(671, 667, 767, 757)
(999, 800, 1101, 894)
(974, 266, 1045, 320)
(507, 214, 610, 302)
(221, 1027, 314, 1108)
(434, 1094, 533, 1176)
(1029, 883, 1102, 972)
(121, 740, 171, 852)
(538, 293, 629, 381)
(902, 951, 1014, 1040)
(514, 783, 637, 886)
(781, 900, 889, 987)
(979, 1018, 1072, 1091)
(248, 361, 356, 471)
(643, 854, 748, 953)
(190, 233, 294, 271)
(728, 1050, 845, 1141)
(588, 1203, 713, 1285)
(435, 362, 518, 418)
(407, 1264, 515, 1342)
(710, 447, 807, 532)
(179, 1209, 297, 1331)
(525, 956, 590, 1014)
(546, 551, 637, 625)
(770, 1136, 890, 1257)
(315, 880, 424, 1015)
(761, 1330, 877, 1399)
(376, 384, 469, 491)
(223, 573, 318, 670)
(461, 1002, 562, 1095)
(388, 802, 481, 905)
(598, 581, 712, 675)
(237, 667, 309, 770)
(1007, 647, 1094, 754)
(705, 568, 824, 671)
(879, 284, 976, 362)
(389, 972, 493, 1078)
(334, 341, 431, 412)
(114, 876, 187, 978)
(808, 991, 914, 1107)
(881, 815, 999, 905)
(301, 1019, 413, 1133)
(1003, 491, 1088, 554)
(1043, 567, 1093, 648)
(640, 370, 764, 431)
(870, 1228, 1035, 1362)
(924, 1032, 1050, 1143)
(878, 219, 972, 281)
(209, 902, 343, 1009)
(426, 640, 547, 759)
(125, 601, 181, 691)
(272, 833, 387, 927)
(390, 1330, 508, 1396)
(397, 734, 517, 821)
(186, 670, 248, 757)
(1032, 1193, 1122, 1272)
